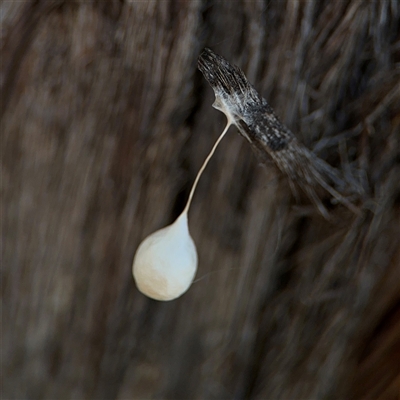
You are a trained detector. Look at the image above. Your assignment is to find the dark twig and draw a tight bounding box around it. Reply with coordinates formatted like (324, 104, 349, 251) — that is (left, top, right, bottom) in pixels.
(198, 48, 362, 218)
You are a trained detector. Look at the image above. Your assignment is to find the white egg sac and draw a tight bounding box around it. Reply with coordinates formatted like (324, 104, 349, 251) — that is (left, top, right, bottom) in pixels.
(132, 213, 198, 301)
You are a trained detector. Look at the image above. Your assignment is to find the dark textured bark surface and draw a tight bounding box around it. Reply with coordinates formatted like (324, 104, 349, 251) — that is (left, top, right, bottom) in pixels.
(2, 1, 400, 399)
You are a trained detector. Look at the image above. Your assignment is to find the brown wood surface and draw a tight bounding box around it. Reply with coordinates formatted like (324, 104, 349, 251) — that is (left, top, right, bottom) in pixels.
(2, 1, 400, 399)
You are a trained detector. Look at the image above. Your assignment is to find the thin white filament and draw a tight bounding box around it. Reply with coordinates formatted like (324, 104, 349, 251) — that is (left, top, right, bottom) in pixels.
(183, 119, 232, 214)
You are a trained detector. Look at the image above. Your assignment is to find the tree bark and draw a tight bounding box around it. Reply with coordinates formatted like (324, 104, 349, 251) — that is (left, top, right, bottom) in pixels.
(2, 1, 400, 399)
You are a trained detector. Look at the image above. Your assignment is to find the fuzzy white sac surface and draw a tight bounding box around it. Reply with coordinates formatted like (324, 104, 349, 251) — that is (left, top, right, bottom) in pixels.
(132, 214, 198, 301)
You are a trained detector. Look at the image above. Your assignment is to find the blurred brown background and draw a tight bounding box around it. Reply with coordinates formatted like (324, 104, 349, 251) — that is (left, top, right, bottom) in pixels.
(2, 1, 400, 399)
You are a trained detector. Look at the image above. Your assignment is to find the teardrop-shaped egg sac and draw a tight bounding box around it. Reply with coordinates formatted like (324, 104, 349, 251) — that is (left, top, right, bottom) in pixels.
(132, 213, 198, 301)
